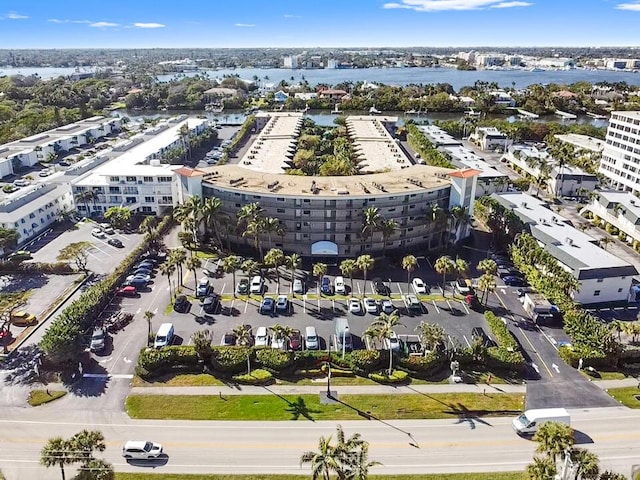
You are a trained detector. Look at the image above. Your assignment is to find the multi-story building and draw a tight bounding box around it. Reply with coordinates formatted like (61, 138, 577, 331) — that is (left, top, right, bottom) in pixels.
(470, 127, 508, 152)
(587, 190, 640, 246)
(598, 111, 640, 195)
(493, 192, 637, 304)
(283, 55, 299, 69)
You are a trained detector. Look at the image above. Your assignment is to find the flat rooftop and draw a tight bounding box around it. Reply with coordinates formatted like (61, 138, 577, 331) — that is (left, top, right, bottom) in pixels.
(443, 146, 508, 179)
(596, 190, 640, 223)
(4, 116, 116, 149)
(555, 134, 605, 153)
(417, 125, 462, 147)
(493, 192, 636, 279)
(612, 111, 640, 121)
(201, 164, 453, 197)
(346, 116, 411, 173)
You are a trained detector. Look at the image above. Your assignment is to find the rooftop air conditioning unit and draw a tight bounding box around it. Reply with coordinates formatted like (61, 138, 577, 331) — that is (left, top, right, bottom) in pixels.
(565, 237, 573, 246)
(521, 202, 527, 208)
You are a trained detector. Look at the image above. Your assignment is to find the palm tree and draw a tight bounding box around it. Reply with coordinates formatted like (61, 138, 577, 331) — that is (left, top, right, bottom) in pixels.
(533, 421, 575, 461)
(360, 207, 382, 252)
(223, 255, 241, 298)
(313, 262, 328, 296)
(237, 202, 264, 230)
(170, 248, 187, 287)
(402, 255, 418, 295)
(241, 259, 260, 277)
(525, 455, 556, 480)
(346, 442, 381, 480)
(75, 189, 99, 218)
(243, 217, 266, 261)
(365, 310, 404, 374)
(569, 448, 600, 480)
(40, 437, 73, 480)
(454, 257, 469, 280)
(263, 217, 282, 250)
(477, 258, 498, 276)
(185, 256, 202, 292)
(144, 311, 155, 347)
(139, 216, 157, 235)
(159, 260, 176, 298)
(201, 196, 224, 247)
(434, 255, 455, 297)
(285, 253, 302, 296)
(175, 196, 203, 227)
(232, 324, 253, 347)
(264, 248, 285, 294)
(477, 273, 496, 305)
(356, 255, 374, 298)
(450, 205, 471, 244)
(300, 433, 340, 480)
(339, 259, 357, 295)
(379, 218, 398, 255)
(270, 323, 294, 347)
(416, 321, 445, 351)
(600, 236, 614, 251)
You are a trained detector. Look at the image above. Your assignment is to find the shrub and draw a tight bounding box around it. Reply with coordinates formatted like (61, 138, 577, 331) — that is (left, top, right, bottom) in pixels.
(605, 223, 619, 235)
(294, 350, 335, 368)
(320, 364, 354, 377)
(369, 370, 409, 384)
(558, 344, 608, 368)
(136, 346, 199, 377)
(233, 369, 273, 385)
(211, 346, 251, 373)
(345, 349, 382, 374)
(396, 352, 444, 374)
(0, 261, 76, 275)
(484, 312, 526, 372)
(255, 348, 294, 371)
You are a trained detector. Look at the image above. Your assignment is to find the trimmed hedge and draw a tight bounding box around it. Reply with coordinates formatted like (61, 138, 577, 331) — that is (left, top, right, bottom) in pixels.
(484, 311, 526, 372)
(211, 346, 251, 373)
(369, 370, 409, 384)
(396, 351, 444, 374)
(345, 349, 382, 375)
(136, 346, 200, 377)
(0, 261, 76, 275)
(254, 348, 294, 371)
(232, 369, 273, 385)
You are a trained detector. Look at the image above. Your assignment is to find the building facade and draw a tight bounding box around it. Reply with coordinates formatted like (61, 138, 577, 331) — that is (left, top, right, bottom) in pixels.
(598, 111, 640, 195)
(587, 190, 640, 246)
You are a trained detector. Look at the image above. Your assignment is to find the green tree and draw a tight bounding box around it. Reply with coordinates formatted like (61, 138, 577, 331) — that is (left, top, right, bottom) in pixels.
(569, 447, 600, 480)
(360, 207, 381, 252)
(380, 219, 398, 256)
(223, 255, 241, 298)
(40, 436, 74, 480)
(75, 458, 115, 480)
(241, 259, 260, 277)
(169, 248, 188, 287)
(185, 255, 202, 292)
(57, 241, 92, 272)
(74, 190, 99, 218)
(264, 248, 285, 294)
(525, 455, 556, 480)
(138, 215, 157, 235)
(40, 430, 107, 480)
(313, 262, 328, 296)
(477, 258, 498, 276)
(191, 329, 213, 362)
(340, 259, 357, 295)
(232, 324, 253, 347)
(533, 421, 575, 460)
(201, 196, 225, 247)
(416, 321, 445, 351)
(402, 255, 418, 295)
(434, 255, 455, 297)
(39, 317, 82, 365)
(0, 227, 19, 251)
(356, 255, 374, 298)
(285, 253, 302, 297)
(270, 323, 294, 347)
(159, 259, 176, 298)
(143, 311, 154, 347)
(365, 310, 404, 374)
(103, 206, 131, 230)
(477, 273, 496, 305)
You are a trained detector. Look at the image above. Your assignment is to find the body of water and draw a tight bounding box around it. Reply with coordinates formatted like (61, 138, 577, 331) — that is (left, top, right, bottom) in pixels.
(0, 66, 97, 79)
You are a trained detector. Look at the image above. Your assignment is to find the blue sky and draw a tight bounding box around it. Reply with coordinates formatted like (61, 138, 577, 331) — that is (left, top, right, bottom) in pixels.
(1, 0, 640, 48)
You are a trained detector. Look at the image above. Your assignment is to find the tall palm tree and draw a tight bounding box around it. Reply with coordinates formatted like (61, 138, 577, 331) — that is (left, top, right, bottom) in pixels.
(379, 218, 398, 255)
(40, 437, 73, 480)
(159, 260, 176, 298)
(402, 255, 417, 295)
(340, 259, 357, 295)
(300, 434, 340, 480)
(223, 255, 241, 298)
(313, 262, 328, 296)
(365, 310, 404, 374)
(270, 323, 294, 347)
(434, 255, 455, 297)
(243, 217, 266, 261)
(569, 448, 600, 480)
(525, 455, 556, 480)
(264, 248, 285, 294)
(360, 207, 382, 253)
(185, 256, 202, 292)
(201, 196, 224, 247)
(477, 258, 498, 277)
(263, 217, 281, 250)
(356, 255, 375, 298)
(533, 421, 575, 461)
(170, 248, 188, 287)
(346, 443, 381, 480)
(477, 273, 496, 305)
(241, 259, 260, 277)
(74, 189, 99, 218)
(285, 253, 302, 297)
(450, 205, 471, 244)
(237, 202, 264, 230)
(232, 324, 254, 347)
(454, 257, 469, 280)
(174, 195, 203, 226)
(144, 311, 155, 346)
(139, 215, 157, 235)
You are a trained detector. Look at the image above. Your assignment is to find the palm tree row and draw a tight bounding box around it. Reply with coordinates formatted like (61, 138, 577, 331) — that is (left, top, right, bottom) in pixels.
(360, 206, 399, 255)
(434, 255, 469, 297)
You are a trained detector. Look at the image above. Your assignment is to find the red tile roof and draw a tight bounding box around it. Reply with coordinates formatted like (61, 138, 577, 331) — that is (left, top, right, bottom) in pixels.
(448, 168, 482, 178)
(175, 167, 205, 177)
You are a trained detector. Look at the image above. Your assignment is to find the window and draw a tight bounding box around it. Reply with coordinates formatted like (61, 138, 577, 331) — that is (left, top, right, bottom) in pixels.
(109, 186, 120, 193)
(277, 198, 285, 202)
(157, 176, 172, 183)
(618, 288, 623, 293)
(596, 278, 604, 283)
(109, 176, 120, 182)
(277, 208, 285, 213)
(303, 199, 310, 203)
(144, 196, 155, 203)
(143, 176, 153, 182)
(303, 210, 310, 215)
(594, 290, 601, 296)
(126, 176, 136, 182)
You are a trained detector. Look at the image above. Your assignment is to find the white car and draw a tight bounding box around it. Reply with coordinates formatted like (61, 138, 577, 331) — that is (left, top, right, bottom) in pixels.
(335, 276, 346, 295)
(250, 275, 264, 294)
(271, 336, 287, 350)
(380, 299, 394, 314)
(255, 326, 269, 347)
(364, 297, 378, 314)
(13, 179, 29, 187)
(39, 169, 52, 177)
(127, 274, 151, 283)
(99, 223, 115, 234)
(384, 331, 401, 352)
(348, 298, 362, 315)
(122, 440, 163, 460)
(91, 228, 106, 239)
(412, 278, 428, 294)
(292, 278, 304, 294)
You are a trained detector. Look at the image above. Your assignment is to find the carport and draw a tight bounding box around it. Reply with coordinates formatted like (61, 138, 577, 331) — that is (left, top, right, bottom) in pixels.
(311, 240, 338, 266)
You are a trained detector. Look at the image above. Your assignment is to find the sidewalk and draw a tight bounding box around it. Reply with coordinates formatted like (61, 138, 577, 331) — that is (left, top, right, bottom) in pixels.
(592, 378, 640, 390)
(130, 382, 528, 396)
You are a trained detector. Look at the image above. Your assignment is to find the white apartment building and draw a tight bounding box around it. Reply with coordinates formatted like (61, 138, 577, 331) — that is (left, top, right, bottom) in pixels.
(587, 190, 640, 246)
(470, 127, 508, 152)
(493, 192, 637, 304)
(283, 55, 299, 69)
(598, 111, 640, 195)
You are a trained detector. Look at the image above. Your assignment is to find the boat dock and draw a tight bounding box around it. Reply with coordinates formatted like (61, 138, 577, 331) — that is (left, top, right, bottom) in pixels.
(555, 110, 577, 120)
(586, 112, 608, 120)
(517, 109, 539, 119)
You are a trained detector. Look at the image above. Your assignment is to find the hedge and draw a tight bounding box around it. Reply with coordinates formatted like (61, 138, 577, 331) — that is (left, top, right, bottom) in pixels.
(345, 350, 382, 375)
(232, 369, 273, 385)
(211, 346, 251, 373)
(369, 370, 409, 384)
(136, 346, 200, 377)
(484, 311, 526, 372)
(0, 261, 76, 275)
(254, 348, 294, 371)
(396, 351, 444, 374)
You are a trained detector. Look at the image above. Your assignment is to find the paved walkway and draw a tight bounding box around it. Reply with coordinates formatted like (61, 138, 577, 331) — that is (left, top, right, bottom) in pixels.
(593, 378, 639, 390)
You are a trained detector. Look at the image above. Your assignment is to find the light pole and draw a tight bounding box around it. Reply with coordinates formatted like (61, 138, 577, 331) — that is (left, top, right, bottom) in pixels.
(326, 362, 332, 399)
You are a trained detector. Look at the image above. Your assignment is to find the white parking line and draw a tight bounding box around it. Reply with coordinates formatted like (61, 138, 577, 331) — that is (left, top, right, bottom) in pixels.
(357, 283, 361, 295)
(332, 299, 336, 312)
(244, 298, 249, 313)
(395, 282, 404, 295)
(431, 300, 440, 314)
(220, 283, 226, 295)
(460, 300, 470, 314)
(462, 335, 471, 348)
(302, 295, 307, 314)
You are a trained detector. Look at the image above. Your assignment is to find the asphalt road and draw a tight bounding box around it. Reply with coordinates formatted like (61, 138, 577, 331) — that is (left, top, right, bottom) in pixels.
(0, 406, 638, 479)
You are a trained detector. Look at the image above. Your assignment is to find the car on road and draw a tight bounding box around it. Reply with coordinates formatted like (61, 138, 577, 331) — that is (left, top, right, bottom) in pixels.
(380, 299, 394, 314)
(384, 331, 401, 352)
(89, 327, 107, 353)
(220, 332, 237, 346)
(250, 275, 264, 294)
(58, 160, 71, 167)
(202, 295, 219, 314)
(372, 277, 389, 296)
(348, 298, 362, 315)
(412, 278, 428, 294)
(276, 295, 289, 313)
(91, 228, 106, 239)
(39, 169, 52, 177)
(289, 329, 302, 351)
(293, 278, 304, 294)
(503, 276, 527, 287)
(255, 326, 269, 347)
(364, 297, 378, 314)
(13, 178, 30, 187)
(335, 276, 346, 295)
(122, 441, 163, 460)
(174, 295, 190, 313)
(116, 286, 137, 297)
(10, 311, 37, 327)
(108, 238, 124, 248)
(320, 276, 332, 295)
(196, 277, 211, 298)
(259, 297, 275, 314)
(236, 278, 250, 295)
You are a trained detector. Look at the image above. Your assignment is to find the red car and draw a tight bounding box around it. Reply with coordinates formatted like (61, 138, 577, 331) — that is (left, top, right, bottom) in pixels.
(289, 329, 302, 351)
(116, 286, 137, 297)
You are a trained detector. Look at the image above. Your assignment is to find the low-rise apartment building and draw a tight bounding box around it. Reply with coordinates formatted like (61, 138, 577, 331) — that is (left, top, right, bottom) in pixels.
(470, 127, 508, 152)
(587, 190, 640, 246)
(598, 111, 640, 195)
(493, 192, 637, 304)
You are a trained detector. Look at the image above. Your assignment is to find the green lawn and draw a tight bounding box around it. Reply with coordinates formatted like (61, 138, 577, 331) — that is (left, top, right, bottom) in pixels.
(28, 389, 66, 406)
(115, 473, 524, 480)
(606, 387, 640, 408)
(126, 392, 523, 421)
(580, 370, 629, 381)
(132, 374, 226, 387)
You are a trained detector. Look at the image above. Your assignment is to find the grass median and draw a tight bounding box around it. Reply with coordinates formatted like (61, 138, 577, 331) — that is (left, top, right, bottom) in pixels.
(607, 387, 640, 408)
(115, 473, 524, 480)
(126, 392, 523, 421)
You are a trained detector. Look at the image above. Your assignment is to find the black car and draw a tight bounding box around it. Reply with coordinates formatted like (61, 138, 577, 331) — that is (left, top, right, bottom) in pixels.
(503, 275, 528, 287)
(471, 327, 497, 348)
(320, 276, 332, 295)
(174, 295, 190, 313)
(202, 295, 220, 314)
(108, 238, 124, 248)
(372, 277, 389, 296)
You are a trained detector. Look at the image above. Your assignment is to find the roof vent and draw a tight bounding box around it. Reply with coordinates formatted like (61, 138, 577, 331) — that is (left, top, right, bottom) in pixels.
(565, 237, 574, 246)
(521, 201, 527, 208)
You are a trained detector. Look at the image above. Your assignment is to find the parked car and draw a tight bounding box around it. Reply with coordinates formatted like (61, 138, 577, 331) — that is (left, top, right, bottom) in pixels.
(255, 326, 269, 347)
(173, 295, 190, 313)
(220, 332, 237, 346)
(89, 327, 107, 353)
(293, 278, 304, 294)
(276, 295, 289, 313)
(384, 331, 401, 352)
(99, 223, 115, 234)
(334, 276, 346, 295)
(320, 276, 333, 295)
(124, 276, 149, 288)
(202, 295, 219, 314)
(58, 160, 71, 167)
(348, 298, 362, 315)
(372, 277, 389, 295)
(108, 238, 124, 248)
(271, 335, 287, 350)
(13, 178, 29, 187)
(380, 299, 394, 314)
(259, 297, 275, 314)
(122, 441, 163, 460)
(234, 278, 249, 295)
(133, 267, 153, 276)
(503, 276, 527, 287)
(250, 275, 264, 294)
(136, 261, 156, 270)
(364, 297, 378, 314)
(412, 278, 428, 294)
(289, 329, 302, 351)
(7, 250, 32, 261)
(91, 228, 106, 239)
(10, 311, 37, 327)
(128, 273, 151, 283)
(39, 169, 52, 177)
(196, 277, 211, 298)
(305, 326, 319, 350)
(116, 286, 137, 297)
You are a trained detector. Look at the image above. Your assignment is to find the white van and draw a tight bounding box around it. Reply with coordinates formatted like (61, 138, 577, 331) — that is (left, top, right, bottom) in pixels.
(334, 276, 346, 295)
(512, 408, 571, 435)
(335, 317, 352, 352)
(154, 323, 174, 349)
(305, 326, 319, 350)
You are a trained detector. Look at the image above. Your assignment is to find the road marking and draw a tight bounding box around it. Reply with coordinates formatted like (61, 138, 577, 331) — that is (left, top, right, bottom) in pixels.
(460, 300, 470, 315)
(446, 300, 453, 311)
(531, 363, 540, 373)
(462, 335, 471, 348)
(302, 296, 306, 314)
(82, 373, 133, 379)
(244, 298, 249, 313)
(135, 308, 141, 315)
(357, 283, 361, 295)
(123, 357, 132, 364)
(97, 357, 113, 364)
(552, 363, 560, 373)
(332, 299, 335, 312)
(431, 300, 440, 314)
(220, 283, 226, 295)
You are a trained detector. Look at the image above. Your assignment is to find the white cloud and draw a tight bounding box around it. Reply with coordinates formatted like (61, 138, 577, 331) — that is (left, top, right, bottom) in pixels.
(89, 21, 119, 28)
(73, 20, 92, 24)
(616, 1, 640, 10)
(48, 18, 67, 23)
(235, 23, 256, 27)
(283, 14, 302, 18)
(133, 22, 165, 28)
(7, 12, 29, 19)
(383, 0, 531, 11)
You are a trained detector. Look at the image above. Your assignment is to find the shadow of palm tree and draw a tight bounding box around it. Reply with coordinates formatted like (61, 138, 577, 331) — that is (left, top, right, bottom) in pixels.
(262, 387, 317, 421)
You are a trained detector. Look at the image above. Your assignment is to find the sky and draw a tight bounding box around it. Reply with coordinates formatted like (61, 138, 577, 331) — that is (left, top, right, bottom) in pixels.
(0, 0, 640, 49)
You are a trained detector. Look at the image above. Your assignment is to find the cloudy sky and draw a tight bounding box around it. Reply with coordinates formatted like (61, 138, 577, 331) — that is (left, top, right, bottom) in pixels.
(1, 0, 639, 48)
